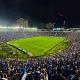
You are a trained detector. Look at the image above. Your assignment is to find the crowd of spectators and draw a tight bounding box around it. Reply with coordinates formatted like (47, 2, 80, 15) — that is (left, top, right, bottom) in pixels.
(0, 31, 53, 42)
(0, 31, 80, 80)
(0, 40, 80, 80)
(0, 30, 77, 42)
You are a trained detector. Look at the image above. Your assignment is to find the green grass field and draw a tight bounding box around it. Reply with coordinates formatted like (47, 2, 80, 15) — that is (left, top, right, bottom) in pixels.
(7, 36, 69, 57)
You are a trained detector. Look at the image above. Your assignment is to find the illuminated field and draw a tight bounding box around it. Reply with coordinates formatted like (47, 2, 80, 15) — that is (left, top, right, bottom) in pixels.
(8, 36, 69, 57)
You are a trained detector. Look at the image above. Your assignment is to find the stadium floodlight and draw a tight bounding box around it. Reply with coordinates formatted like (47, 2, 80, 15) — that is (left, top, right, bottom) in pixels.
(0, 25, 38, 32)
(0, 26, 7, 28)
(24, 27, 38, 32)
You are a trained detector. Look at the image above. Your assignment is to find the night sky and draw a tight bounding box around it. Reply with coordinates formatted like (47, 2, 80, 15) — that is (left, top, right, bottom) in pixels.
(0, 0, 80, 26)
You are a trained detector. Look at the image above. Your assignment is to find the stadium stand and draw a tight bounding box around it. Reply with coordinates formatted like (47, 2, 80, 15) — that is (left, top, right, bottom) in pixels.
(0, 30, 80, 80)
(0, 31, 79, 42)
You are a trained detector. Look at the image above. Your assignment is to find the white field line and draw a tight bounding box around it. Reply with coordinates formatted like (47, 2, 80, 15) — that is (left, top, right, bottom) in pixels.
(7, 42, 33, 57)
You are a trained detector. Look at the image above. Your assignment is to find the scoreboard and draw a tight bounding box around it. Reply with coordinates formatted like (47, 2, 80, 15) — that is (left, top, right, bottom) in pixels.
(53, 28, 64, 32)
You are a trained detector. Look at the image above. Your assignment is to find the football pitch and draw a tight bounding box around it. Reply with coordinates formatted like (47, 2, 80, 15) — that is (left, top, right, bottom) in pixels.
(8, 36, 69, 56)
